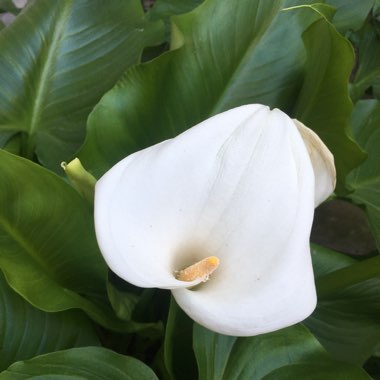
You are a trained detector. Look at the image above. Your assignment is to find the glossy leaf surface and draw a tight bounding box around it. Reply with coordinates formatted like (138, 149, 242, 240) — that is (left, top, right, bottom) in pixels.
(306, 244, 380, 365)
(0, 347, 159, 379)
(293, 17, 365, 191)
(0, 272, 99, 371)
(0, 150, 131, 331)
(193, 323, 370, 379)
(147, 0, 204, 21)
(326, 0, 374, 32)
(79, 1, 363, 193)
(0, 0, 163, 172)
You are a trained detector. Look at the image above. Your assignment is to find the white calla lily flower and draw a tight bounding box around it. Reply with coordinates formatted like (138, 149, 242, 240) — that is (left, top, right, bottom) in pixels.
(94, 104, 336, 336)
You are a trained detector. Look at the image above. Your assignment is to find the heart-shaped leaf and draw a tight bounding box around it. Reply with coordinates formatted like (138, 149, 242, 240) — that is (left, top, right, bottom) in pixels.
(79, 1, 363, 193)
(0, 0, 163, 172)
(77, 1, 303, 175)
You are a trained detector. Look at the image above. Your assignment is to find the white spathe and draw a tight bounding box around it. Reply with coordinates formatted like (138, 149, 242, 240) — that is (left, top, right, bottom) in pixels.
(94, 104, 336, 336)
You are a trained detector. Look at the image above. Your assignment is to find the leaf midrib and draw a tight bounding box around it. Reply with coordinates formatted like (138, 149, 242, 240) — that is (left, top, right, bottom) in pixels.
(209, 1, 279, 115)
(27, 1, 72, 152)
(0, 215, 51, 275)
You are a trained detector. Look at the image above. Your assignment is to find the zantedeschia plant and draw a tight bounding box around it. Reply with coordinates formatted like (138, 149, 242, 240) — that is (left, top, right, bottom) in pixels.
(94, 104, 336, 336)
(1, 1, 379, 377)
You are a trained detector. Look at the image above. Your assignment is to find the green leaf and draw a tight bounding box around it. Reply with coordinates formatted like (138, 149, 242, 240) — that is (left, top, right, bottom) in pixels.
(306, 244, 380, 365)
(79, 1, 363, 192)
(311, 243, 356, 278)
(294, 18, 365, 193)
(0, 150, 139, 332)
(325, 0, 374, 33)
(146, 0, 205, 45)
(350, 24, 380, 102)
(0, 271, 99, 371)
(193, 323, 369, 379)
(164, 297, 197, 380)
(263, 362, 371, 379)
(0, 128, 20, 153)
(0, 347, 159, 379)
(0, 0, 163, 172)
(147, 0, 204, 21)
(346, 100, 380, 248)
(365, 348, 380, 379)
(107, 282, 139, 322)
(193, 324, 236, 380)
(373, 75, 380, 99)
(107, 271, 169, 335)
(315, 253, 380, 302)
(79, 0, 319, 177)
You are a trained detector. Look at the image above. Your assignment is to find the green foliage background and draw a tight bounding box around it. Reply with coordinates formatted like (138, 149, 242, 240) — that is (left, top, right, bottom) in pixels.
(0, 0, 379, 378)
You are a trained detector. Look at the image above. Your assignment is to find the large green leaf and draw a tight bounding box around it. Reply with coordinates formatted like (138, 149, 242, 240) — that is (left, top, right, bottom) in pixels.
(0, 347, 159, 379)
(77, 2, 312, 174)
(0, 150, 142, 331)
(293, 17, 365, 192)
(346, 100, 380, 248)
(79, 1, 363, 192)
(193, 323, 370, 379)
(0, 271, 99, 371)
(0, 0, 163, 172)
(305, 244, 380, 365)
